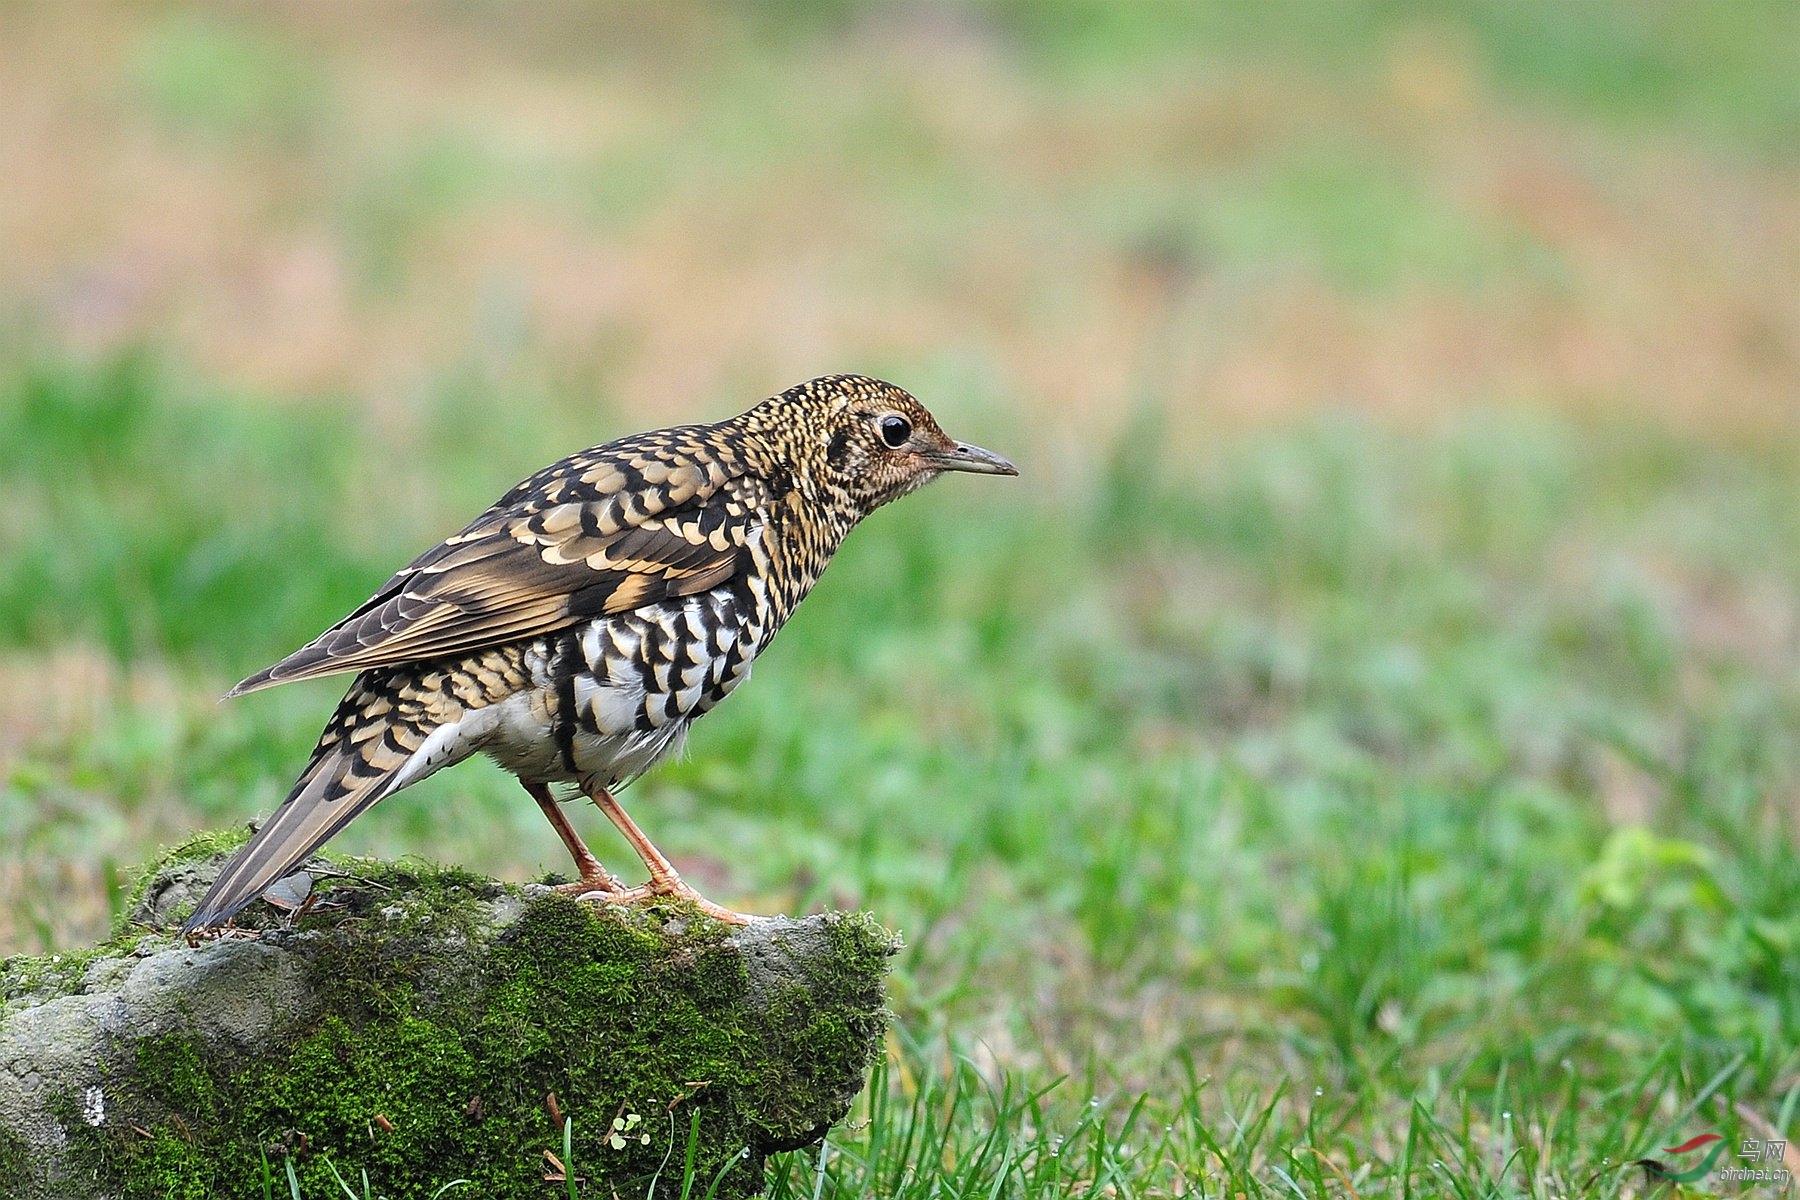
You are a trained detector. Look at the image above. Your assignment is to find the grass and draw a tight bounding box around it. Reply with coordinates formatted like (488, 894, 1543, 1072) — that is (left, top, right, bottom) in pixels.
(5, 1, 1800, 1194)
(264, 1151, 469, 1200)
(5, 350, 1798, 1195)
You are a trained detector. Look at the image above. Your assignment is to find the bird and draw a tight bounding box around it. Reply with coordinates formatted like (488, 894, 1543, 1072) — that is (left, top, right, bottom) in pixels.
(180, 374, 1017, 933)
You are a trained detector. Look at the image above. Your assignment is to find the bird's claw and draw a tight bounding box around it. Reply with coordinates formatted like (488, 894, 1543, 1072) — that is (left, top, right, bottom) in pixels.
(555, 871, 628, 897)
(573, 880, 758, 925)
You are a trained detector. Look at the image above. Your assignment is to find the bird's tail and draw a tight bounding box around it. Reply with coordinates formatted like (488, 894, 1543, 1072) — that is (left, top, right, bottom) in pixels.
(181, 674, 451, 933)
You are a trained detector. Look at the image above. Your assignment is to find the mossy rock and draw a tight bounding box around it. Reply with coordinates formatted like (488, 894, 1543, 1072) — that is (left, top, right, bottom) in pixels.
(0, 836, 898, 1200)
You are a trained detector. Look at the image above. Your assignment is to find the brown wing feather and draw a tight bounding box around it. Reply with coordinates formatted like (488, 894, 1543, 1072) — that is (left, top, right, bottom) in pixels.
(229, 429, 769, 696)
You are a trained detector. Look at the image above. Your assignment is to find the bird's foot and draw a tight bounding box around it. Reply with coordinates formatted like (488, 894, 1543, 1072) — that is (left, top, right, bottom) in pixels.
(555, 866, 629, 896)
(660, 882, 759, 926)
(574, 878, 758, 925)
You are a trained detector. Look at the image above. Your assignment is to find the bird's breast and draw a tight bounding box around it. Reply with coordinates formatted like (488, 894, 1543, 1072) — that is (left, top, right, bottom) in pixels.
(538, 584, 773, 785)
(477, 505, 841, 789)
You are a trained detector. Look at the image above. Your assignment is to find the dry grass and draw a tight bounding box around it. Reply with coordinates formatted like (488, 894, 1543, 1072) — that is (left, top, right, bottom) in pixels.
(2, 3, 1796, 454)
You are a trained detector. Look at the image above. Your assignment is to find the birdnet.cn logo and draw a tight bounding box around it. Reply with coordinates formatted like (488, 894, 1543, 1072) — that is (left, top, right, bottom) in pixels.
(1636, 1133, 1792, 1187)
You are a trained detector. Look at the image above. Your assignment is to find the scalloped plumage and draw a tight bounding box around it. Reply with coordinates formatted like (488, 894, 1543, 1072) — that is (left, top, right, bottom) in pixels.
(182, 374, 1016, 932)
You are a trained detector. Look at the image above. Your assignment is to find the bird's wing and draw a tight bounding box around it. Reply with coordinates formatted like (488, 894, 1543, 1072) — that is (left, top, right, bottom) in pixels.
(230, 429, 782, 695)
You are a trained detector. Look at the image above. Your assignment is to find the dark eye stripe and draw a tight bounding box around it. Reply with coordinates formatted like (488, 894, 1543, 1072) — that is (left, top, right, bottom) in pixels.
(826, 430, 852, 466)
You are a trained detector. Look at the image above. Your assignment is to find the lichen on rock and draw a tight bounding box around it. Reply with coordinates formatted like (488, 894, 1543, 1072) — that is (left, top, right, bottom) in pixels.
(0, 836, 897, 1200)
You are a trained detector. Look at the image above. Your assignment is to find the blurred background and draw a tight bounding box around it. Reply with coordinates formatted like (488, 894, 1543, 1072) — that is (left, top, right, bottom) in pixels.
(4, 0, 1800, 1186)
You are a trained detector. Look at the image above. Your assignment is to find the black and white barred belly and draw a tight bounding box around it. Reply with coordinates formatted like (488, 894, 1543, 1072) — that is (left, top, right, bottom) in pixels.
(354, 584, 770, 800)
(383, 531, 797, 795)
(541, 584, 768, 787)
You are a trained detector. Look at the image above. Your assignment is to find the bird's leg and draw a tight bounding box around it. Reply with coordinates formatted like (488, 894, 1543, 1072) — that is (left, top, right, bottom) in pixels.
(577, 778, 757, 925)
(521, 779, 626, 895)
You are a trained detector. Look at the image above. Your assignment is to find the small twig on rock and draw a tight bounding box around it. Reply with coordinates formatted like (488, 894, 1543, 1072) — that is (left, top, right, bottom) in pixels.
(542, 1148, 584, 1185)
(668, 1080, 711, 1109)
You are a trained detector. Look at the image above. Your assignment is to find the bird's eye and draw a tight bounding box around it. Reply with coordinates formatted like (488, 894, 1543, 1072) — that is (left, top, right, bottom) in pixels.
(879, 415, 912, 448)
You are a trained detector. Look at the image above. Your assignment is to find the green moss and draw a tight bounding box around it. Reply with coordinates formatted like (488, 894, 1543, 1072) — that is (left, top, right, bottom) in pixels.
(0, 1127, 32, 1200)
(29, 846, 894, 1200)
(115, 827, 255, 937)
(125, 1131, 214, 1200)
(745, 915, 898, 1147)
(134, 1037, 219, 1119)
(1, 946, 102, 1008)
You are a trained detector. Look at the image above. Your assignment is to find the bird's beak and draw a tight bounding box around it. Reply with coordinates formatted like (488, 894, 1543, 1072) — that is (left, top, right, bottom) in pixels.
(929, 441, 1019, 476)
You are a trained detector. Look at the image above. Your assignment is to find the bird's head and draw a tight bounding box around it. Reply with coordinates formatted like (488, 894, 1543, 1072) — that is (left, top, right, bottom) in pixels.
(749, 374, 1018, 519)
